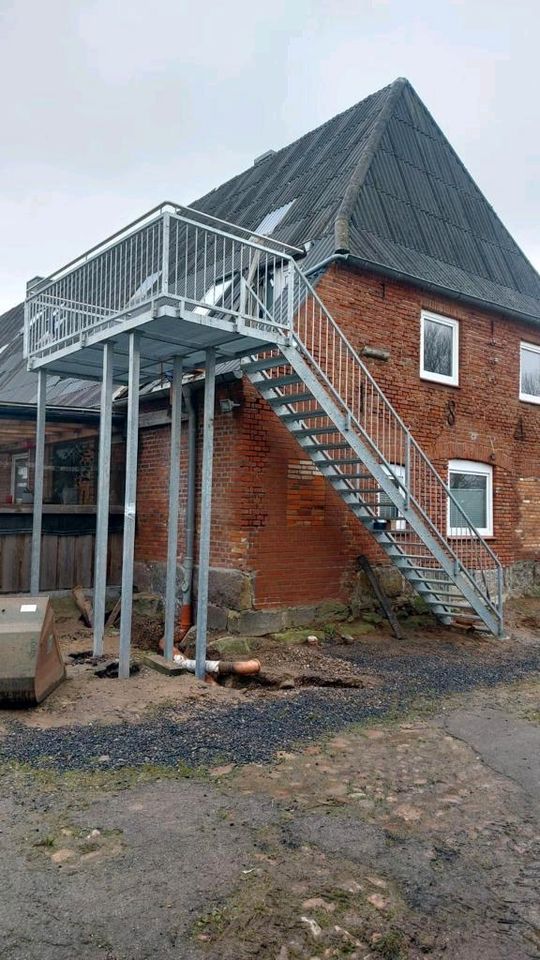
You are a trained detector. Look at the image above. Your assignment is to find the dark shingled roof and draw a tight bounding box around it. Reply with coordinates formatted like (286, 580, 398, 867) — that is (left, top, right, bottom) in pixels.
(1, 76, 538, 407)
(0, 303, 100, 407)
(192, 77, 540, 323)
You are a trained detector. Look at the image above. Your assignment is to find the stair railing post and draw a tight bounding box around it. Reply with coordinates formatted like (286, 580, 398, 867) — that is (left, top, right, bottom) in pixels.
(404, 432, 411, 509)
(287, 260, 295, 338)
(497, 565, 504, 636)
(162, 210, 170, 295)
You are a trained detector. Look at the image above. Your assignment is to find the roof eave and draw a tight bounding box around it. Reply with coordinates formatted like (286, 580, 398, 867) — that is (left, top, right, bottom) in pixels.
(314, 254, 540, 328)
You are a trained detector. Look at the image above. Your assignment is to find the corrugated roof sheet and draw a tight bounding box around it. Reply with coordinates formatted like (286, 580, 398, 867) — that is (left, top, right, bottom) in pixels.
(0, 303, 101, 407)
(191, 77, 540, 321)
(4, 75, 539, 404)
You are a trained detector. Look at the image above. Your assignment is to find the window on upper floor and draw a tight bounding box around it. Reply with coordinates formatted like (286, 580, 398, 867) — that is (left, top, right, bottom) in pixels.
(520, 341, 540, 404)
(447, 460, 493, 538)
(420, 310, 459, 386)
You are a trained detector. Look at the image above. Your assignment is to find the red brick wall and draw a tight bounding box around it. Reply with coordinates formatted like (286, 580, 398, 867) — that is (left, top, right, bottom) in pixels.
(314, 263, 540, 567)
(134, 264, 540, 608)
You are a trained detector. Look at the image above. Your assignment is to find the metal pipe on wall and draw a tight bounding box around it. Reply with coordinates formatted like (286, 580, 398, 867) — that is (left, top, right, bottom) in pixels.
(195, 349, 216, 680)
(180, 383, 197, 635)
(30, 370, 47, 595)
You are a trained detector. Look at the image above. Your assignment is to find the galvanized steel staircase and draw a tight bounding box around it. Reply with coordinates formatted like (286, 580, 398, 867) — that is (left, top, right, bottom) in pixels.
(244, 265, 504, 637)
(23, 202, 504, 636)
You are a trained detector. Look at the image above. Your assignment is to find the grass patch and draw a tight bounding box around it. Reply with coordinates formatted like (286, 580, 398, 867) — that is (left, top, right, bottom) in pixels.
(374, 929, 407, 959)
(0, 759, 208, 795)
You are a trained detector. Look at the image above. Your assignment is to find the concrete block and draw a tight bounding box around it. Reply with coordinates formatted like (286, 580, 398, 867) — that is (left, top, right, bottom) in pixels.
(228, 608, 287, 636)
(142, 653, 184, 676)
(208, 636, 252, 656)
(288, 605, 319, 628)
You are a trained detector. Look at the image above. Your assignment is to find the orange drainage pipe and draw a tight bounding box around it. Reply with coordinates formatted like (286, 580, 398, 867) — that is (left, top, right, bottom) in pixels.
(173, 654, 260, 677)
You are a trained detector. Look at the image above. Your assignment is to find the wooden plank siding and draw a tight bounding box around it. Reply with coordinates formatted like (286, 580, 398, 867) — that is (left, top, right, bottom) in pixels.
(0, 532, 122, 592)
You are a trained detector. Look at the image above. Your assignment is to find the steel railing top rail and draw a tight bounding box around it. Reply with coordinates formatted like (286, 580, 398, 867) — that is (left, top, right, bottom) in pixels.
(27, 202, 304, 296)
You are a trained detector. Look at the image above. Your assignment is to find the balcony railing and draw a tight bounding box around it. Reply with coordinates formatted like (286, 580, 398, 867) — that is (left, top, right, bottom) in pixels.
(24, 202, 303, 363)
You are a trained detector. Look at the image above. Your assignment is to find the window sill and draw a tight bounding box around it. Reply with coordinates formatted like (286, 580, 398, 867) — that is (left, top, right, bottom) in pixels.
(420, 373, 459, 388)
(519, 394, 540, 406)
(447, 533, 494, 540)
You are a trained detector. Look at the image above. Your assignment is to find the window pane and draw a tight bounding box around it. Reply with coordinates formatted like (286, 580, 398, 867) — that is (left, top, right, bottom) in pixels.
(423, 318, 453, 377)
(521, 347, 540, 397)
(379, 467, 405, 521)
(450, 472, 487, 530)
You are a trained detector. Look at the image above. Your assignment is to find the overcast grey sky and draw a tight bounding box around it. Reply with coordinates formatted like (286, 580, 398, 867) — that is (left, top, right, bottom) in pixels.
(0, 0, 538, 314)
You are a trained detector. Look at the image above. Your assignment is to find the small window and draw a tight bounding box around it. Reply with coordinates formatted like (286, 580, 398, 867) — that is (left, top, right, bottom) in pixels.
(194, 278, 234, 315)
(255, 200, 296, 236)
(379, 464, 406, 532)
(520, 341, 540, 404)
(448, 460, 493, 537)
(11, 453, 30, 503)
(420, 311, 459, 386)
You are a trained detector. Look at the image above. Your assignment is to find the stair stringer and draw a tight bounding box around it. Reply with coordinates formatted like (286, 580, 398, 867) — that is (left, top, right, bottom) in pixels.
(248, 343, 502, 636)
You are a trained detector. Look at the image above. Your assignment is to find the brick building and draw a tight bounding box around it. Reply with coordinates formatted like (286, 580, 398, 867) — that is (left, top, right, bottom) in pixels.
(129, 77, 540, 632)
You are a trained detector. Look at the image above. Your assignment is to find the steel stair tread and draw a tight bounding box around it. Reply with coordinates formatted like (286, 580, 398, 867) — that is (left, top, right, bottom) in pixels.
(267, 392, 315, 406)
(244, 356, 287, 373)
(281, 410, 326, 422)
(260, 374, 301, 389)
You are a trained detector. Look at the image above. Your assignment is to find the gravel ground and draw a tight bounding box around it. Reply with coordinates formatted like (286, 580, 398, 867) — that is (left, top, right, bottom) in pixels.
(1, 644, 539, 771)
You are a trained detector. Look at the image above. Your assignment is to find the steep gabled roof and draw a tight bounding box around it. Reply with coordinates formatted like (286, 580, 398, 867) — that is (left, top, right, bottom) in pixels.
(193, 78, 540, 323)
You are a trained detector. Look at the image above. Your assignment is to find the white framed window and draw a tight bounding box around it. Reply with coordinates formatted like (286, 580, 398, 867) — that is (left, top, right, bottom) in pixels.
(447, 460, 493, 537)
(420, 310, 459, 386)
(379, 464, 406, 532)
(520, 341, 540, 404)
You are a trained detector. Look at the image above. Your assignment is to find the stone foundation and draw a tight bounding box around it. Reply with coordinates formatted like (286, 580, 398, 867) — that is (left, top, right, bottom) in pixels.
(134, 558, 540, 635)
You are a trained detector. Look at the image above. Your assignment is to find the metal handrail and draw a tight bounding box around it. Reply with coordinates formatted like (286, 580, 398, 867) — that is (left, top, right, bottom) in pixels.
(288, 261, 503, 623)
(23, 203, 503, 627)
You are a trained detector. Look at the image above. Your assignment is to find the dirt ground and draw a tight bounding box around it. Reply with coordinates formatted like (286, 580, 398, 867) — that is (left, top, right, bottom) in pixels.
(0, 597, 539, 959)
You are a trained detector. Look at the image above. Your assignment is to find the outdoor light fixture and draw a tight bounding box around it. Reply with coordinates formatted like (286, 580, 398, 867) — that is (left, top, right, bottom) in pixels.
(219, 398, 241, 414)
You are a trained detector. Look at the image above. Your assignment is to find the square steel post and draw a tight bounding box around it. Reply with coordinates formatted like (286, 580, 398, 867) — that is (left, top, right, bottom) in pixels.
(163, 356, 184, 659)
(93, 341, 114, 656)
(118, 332, 140, 679)
(195, 348, 216, 680)
(30, 370, 46, 595)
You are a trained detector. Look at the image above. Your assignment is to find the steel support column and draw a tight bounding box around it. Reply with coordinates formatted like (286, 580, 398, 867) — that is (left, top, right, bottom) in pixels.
(118, 333, 140, 679)
(195, 348, 216, 680)
(30, 370, 46, 595)
(163, 356, 184, 660)
(93, 342, 114, 656)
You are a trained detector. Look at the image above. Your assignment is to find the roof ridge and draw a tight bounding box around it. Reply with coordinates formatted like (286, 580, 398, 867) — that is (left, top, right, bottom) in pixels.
(334, 77, 408, 253)
(192, 80, 398, 215)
